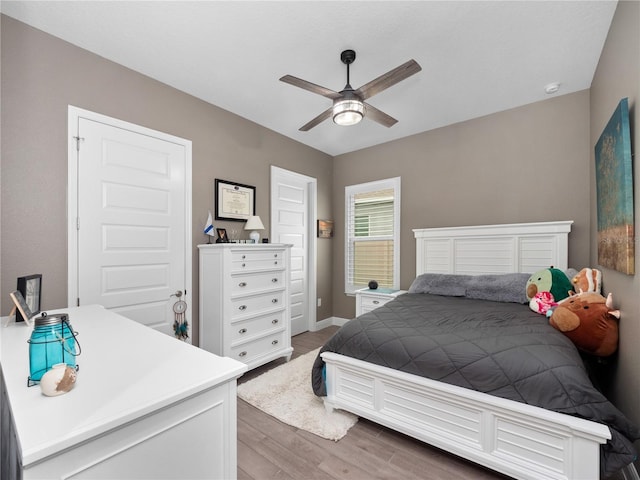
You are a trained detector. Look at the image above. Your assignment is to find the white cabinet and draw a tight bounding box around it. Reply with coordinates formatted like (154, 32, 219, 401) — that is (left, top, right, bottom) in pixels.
(199, 244, 293, 370)
(0, 305, 247, 480)
(355, 288, 407, 316)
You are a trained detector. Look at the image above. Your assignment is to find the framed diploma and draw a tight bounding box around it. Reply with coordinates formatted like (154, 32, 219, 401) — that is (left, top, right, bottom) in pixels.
(215, 179, 256, 221)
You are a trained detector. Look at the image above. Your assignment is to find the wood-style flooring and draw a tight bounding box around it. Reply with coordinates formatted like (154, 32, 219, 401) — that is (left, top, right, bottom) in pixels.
(237, 326, 509, 480)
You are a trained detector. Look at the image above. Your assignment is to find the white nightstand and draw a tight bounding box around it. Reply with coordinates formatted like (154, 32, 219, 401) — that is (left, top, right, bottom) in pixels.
(355, 288, 407, 316)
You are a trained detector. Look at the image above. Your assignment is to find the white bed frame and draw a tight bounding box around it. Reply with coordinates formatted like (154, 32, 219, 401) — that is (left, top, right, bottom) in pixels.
(323, 221, 613, 480)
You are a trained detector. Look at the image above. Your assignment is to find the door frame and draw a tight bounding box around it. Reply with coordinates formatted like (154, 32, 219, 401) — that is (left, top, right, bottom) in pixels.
(270, 166, 317, 333)
(67, 106, 193, 318)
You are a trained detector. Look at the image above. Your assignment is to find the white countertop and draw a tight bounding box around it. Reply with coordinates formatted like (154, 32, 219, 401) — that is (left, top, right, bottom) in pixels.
(1, 304, 247, 466)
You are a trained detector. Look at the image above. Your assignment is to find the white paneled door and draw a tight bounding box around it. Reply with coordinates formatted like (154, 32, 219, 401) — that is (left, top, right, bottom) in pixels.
(68, 107, 192, 340)
(270, 166, 316, 336)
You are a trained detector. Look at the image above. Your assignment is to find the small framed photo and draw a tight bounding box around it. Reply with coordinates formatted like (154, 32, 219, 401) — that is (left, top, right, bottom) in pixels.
(9, 290, 33, 327)
(17, 274, 42, 322)
(216, 228, 230, 243)
(318, 220, 334, 238)
(215, 179, 256, 222)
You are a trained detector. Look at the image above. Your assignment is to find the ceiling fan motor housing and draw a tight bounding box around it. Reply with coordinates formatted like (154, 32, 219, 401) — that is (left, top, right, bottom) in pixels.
(341, 49, 356, 65)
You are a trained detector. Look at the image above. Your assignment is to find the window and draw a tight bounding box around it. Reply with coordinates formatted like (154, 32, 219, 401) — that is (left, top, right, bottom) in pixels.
(345, 177, 400, 294)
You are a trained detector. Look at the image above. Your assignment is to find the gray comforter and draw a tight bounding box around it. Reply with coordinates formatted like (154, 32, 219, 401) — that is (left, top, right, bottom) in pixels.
(311, 293, 639, 478)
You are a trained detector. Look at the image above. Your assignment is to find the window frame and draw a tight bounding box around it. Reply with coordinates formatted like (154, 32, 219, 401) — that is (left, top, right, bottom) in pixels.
(344, 176, 401, 295)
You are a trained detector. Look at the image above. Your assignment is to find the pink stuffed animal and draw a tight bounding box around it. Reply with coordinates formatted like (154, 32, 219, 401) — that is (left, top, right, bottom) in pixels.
(530, 291, 557, 315)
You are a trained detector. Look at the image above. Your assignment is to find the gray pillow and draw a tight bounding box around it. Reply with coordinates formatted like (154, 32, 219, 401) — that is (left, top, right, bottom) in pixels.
(408, 273, 530, 304)
(464, 273, 530, 304)
(408, 273, 468, 296)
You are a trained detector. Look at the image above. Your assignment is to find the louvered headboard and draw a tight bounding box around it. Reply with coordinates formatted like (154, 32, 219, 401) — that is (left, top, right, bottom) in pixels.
(413, 221, 573, 276)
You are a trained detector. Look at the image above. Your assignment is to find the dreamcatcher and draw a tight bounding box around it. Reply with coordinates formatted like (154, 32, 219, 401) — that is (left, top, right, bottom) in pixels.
(171, 291, 189, 341)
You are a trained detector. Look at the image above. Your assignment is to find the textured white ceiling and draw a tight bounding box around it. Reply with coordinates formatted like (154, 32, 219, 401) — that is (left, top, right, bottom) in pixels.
(1, 1, 617, 156)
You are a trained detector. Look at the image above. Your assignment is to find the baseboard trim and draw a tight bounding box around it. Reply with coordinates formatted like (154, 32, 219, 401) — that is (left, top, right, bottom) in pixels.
(311, 317, 351, 331)
(332, 317, 350, 327)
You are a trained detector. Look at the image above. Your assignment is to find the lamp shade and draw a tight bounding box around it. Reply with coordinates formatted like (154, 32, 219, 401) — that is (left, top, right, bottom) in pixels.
(245, 215, 265, 243)
(244, 216, 265, 231)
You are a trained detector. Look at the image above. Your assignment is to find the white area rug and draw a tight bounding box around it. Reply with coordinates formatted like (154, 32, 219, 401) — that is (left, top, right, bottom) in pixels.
(237, 348, 358, 441)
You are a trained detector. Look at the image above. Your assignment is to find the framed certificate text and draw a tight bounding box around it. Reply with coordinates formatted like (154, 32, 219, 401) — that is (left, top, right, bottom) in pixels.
(215, 179, 256, 222)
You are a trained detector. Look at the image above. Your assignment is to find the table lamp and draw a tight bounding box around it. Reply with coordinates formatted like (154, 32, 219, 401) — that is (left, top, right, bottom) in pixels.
(245, 215, 265, 243)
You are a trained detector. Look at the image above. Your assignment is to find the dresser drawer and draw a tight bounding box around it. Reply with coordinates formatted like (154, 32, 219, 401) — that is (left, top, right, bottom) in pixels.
(230, 311, 285, 344)
(356, 289, 407, 317)
(229, 331, 287, 364)
(231, 250, 286, 272)
(230, 291, 284, 318)
(360, 295, 392, 310)
(231, 271, 284, 295)
(231, 250, 285, 262)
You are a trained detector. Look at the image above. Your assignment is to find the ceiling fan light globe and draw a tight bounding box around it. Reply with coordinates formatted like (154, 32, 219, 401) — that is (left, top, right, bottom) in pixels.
(333, 99, 364, 126)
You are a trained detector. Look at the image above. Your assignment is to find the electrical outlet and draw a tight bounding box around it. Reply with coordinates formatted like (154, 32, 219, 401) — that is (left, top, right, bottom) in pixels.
(317, 298, 322, 307)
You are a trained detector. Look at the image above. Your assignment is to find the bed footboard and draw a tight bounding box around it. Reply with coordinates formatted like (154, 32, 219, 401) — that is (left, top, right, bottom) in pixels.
(321, 352, 610, 480)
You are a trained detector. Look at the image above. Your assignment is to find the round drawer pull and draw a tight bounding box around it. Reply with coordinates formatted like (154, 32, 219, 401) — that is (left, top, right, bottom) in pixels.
(239, 282, 247, 287)
(242, 263, 246, 268)
(272, 340, 279, 345)
(274, 261, 278, 265)
(239, 305, 247, 311)
(238, 351, 247, 357)
(242, 255, 246, 259)
(271, 278, 278, 283)
(373, 300, 380, 305)
(239, 328, 247, 334)
(271, 298, 278, 304)
(274, 253, 278, 258)
(271, 319, 279, 324)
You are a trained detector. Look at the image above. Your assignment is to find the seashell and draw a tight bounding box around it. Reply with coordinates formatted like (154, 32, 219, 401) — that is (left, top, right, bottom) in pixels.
(40, 363, 77, 397)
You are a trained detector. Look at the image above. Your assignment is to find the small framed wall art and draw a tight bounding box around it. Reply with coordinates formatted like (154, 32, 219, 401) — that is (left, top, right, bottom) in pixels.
(215, 179, 256, 222)
(17, 274, 42, 322)
(318, 220, 334, 238)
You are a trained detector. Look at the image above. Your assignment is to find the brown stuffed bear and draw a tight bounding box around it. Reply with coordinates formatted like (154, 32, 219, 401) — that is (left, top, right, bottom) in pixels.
(549, 292, 620, 356)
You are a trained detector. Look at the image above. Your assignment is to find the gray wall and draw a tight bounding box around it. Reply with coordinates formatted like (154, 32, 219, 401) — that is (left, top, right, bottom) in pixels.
(2, 4, 639, 449)
(332, 90, 591, 318)
(590, 0, 640, 437)
(0, 15, 334, 344)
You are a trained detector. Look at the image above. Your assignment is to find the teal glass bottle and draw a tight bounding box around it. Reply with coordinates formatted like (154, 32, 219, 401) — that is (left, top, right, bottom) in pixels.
(28, 313, 78, 383)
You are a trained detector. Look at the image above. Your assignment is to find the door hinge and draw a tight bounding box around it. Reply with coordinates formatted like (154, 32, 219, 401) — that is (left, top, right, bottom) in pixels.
(76, 217, 80, 230)
(76, 298, 80, 307)
(73, 136, 85, 151)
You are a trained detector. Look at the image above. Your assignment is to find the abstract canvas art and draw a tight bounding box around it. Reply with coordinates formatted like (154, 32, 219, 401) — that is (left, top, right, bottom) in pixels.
(595, 98, 634, 274)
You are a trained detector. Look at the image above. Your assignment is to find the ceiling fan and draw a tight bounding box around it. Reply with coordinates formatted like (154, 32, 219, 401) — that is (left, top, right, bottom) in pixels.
(280, 50, 422, 131)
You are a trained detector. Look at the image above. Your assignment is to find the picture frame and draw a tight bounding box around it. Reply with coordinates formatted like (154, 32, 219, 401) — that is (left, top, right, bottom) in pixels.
(318, 220, 334, 238)
(215, 179, 256, 222)
(216, 228, 230, 243)
(9, 290, 33, 327)
(17, 274, 42, 322)
(595, 98, 634, 274)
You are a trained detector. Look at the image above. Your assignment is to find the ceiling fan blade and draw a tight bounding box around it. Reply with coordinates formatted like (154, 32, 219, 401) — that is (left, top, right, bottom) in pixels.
(364, 103, 398, 128)
(299, 107, 333, 131)
(355, 59, 422, 100)
(280, 75, 342, 100)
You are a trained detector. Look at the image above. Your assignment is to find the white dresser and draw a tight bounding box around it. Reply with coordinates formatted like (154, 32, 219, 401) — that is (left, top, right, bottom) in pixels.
(198, 243, 293, 370)
(0, 304, 247, 480)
